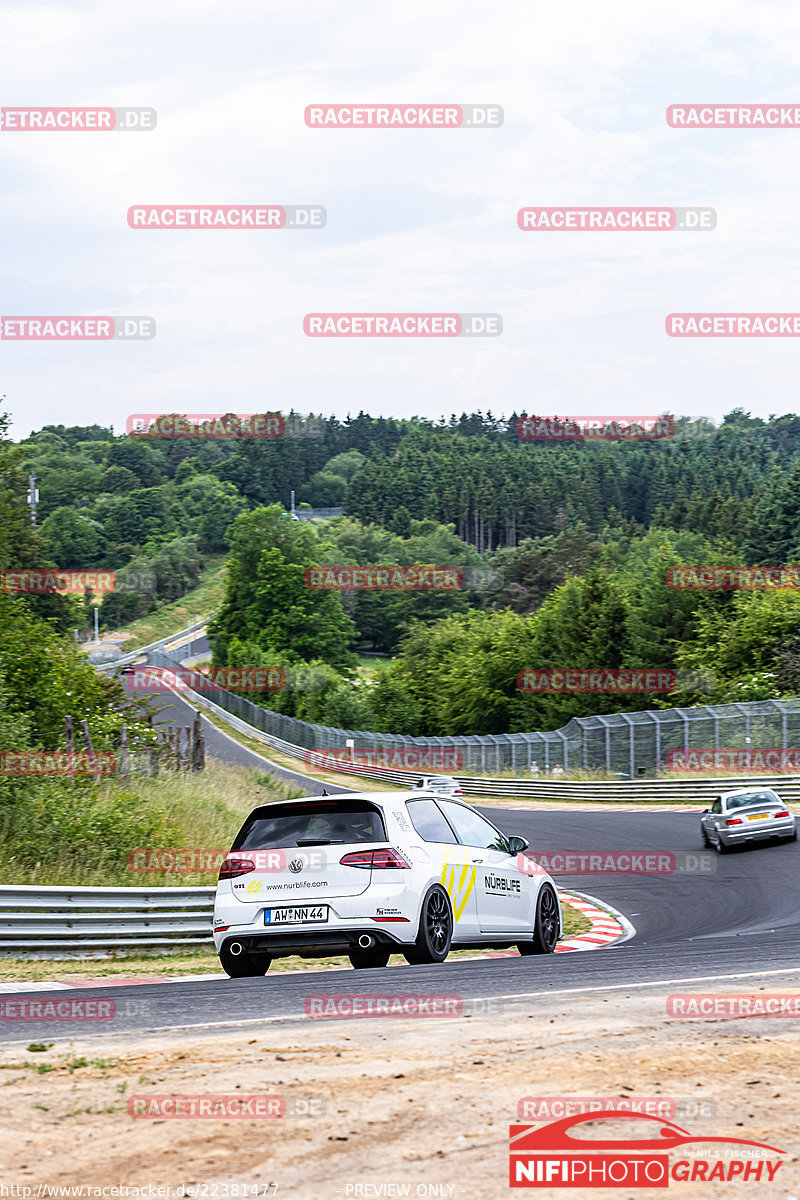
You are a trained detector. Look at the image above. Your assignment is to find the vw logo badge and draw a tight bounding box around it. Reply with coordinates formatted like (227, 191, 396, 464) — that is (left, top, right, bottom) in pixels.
(288, 858, 304, 874)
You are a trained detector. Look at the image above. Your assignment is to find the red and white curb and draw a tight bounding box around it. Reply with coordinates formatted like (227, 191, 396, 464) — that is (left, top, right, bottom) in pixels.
(479, 888, 634, 961)
(555, 889, 634, 952)
(0, 891, 634, 993)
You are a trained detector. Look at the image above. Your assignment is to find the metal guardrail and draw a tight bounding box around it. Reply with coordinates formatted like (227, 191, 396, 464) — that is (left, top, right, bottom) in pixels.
(95, 619, 209, 673)
(0, 885, 215, 955)
(295, 507, 344, 521)
(458, 775, 800, 802)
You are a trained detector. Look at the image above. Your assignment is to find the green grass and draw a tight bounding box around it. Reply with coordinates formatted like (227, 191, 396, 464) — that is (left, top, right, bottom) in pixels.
(0, 761, 299, 887)
(112, 554, 228, 650)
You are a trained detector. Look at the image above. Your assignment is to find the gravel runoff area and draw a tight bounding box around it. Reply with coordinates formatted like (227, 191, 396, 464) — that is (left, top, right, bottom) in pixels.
(0, 971, 798, 1196)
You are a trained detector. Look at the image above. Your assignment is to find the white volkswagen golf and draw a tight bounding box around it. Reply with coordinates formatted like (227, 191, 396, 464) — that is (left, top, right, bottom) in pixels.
(213, 791, 562, 976)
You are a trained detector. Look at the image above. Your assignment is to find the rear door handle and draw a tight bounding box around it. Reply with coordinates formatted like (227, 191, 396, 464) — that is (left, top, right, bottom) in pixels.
(472, 858, 484, 864)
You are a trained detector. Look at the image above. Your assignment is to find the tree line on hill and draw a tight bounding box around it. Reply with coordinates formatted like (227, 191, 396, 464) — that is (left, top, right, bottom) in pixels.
(7, 407, 800, 738)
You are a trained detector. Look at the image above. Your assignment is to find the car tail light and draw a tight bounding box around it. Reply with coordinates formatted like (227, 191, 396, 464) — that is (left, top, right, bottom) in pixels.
(725, 818, 743, 826)
(219, 857, 256, 880)
(774, 810, 790, 818)
(339, 848, 411, 869)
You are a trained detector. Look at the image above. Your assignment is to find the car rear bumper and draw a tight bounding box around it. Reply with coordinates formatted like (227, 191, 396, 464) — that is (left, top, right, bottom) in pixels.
(216, 925, 410, 958)
(720, 818, 796, 845)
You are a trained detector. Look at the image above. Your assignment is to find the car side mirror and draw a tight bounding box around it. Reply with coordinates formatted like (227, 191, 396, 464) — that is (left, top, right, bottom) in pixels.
(701, 809, 709, 814)
(508, 835, 529, 854)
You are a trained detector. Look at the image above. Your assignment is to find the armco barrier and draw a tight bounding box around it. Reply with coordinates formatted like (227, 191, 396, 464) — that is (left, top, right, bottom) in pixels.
(95, 619, 209, 673)
(0, 885, 215, 955)
(459, 775, 800, 803)
(0, 884, 613, 959)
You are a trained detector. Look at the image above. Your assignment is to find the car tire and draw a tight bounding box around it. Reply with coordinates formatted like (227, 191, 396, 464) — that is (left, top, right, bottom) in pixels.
(403, 885, 453, 965)
(701, 825, 711, 848)
(517, 883, 559, 955)
(219, 944, 271, 978)
(715, 831, 730, 854)
(785, 829, 797, 843)
(348, 946, 391, 969)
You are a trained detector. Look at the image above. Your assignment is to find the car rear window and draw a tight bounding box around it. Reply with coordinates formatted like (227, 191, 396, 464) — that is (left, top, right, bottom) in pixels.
(727, 791, 777, 811)
(233, 800, 387, 848)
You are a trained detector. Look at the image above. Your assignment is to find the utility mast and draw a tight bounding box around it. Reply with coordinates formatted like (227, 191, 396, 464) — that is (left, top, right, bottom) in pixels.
(27, 474, 39, 525)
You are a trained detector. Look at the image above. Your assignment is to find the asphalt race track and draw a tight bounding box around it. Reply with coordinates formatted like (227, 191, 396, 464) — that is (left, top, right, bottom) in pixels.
(2, 802, 798, 1045)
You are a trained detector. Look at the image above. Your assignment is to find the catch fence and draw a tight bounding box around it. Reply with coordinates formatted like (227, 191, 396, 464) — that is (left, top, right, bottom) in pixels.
(146, 654, 800, 778)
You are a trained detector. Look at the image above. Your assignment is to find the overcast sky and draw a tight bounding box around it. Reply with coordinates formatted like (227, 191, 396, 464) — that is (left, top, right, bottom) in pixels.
(3, 1, 800, 439)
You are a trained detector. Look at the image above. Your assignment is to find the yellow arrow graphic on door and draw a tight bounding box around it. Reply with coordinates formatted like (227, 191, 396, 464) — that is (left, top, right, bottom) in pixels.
(440, 863, 477, 921)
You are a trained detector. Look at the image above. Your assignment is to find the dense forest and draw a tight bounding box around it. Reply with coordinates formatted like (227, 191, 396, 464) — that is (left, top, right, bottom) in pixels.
(7, 407, 800, 738)
(22, 408, 800, 567)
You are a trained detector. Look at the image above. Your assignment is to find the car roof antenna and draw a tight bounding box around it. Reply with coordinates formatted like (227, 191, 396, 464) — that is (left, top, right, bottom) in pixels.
(321, 788, 329, 796)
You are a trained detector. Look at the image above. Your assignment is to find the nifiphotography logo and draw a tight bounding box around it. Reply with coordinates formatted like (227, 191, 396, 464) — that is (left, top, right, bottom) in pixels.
(509, 1111, 785, 1187)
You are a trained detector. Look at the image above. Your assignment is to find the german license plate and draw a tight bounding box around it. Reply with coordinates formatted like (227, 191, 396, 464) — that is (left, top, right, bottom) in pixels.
(264, 906, 329, 925)
(747, 813, 769, 821)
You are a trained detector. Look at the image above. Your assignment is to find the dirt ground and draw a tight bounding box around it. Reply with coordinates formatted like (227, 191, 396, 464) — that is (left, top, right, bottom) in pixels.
(0, 974, 798, 1198)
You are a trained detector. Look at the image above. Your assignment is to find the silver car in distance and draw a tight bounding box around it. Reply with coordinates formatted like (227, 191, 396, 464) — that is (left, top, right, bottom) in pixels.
(700, 787, 797, 853)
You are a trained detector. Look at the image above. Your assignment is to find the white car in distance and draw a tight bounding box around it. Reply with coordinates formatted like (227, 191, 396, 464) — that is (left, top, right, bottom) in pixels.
(411, 775, 463, 796)
(213, 791, 562, 976)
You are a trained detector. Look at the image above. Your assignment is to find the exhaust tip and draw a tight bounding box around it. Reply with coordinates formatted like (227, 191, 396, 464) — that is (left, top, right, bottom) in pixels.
(358, 934, 374, 949)
(229, 941, 244, 956)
